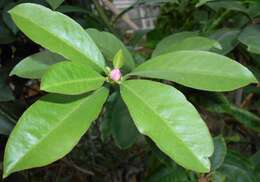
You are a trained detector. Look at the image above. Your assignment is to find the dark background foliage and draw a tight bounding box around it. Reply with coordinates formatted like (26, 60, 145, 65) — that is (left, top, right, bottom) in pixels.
(0, 0, 259, 181)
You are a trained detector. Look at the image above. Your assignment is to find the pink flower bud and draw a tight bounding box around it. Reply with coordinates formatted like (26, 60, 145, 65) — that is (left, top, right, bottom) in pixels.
(110, 69, 121, 81)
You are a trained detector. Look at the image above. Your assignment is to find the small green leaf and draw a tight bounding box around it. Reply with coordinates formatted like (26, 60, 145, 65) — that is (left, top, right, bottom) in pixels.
(86, 28, 135, 71)
(10, 50, 64, 79)
(129, 51, 257, 91)
(3, 87, 108, 178)
(9, 3, 105, 72)
(152, 31, 198, 57)
(120, 80, 213, 172)
(209, 29, 240, 55)
(46, 0, 64, 10)
(111, 95, 139, 149)
(153, 36, 221, 57)
(210, 136, 227, 171)
(41, 62, 105, 95)
(113, 50, 125, 69)
(239, 25, 260, 54)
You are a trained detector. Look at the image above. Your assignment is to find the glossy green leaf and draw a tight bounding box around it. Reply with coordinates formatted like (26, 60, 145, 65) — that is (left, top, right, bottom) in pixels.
(46, 0, 64, 9)
(239, 25, 260, 54)
(10, 50, 64, 79)
(111, 95, 139, 149)
(3, 87, 109, 178)
(129, 51, 257, 91)
(152, 31, 198, 57)
(210, 136, 227, 171)
(41, 62, 105, 95)
(9, 3, 105, 72)
(86, 28, 135, 71)
(209, 29, 240, 55)
(120, 80, 213, 172)
(113, 50, 125, 69)
(153, 36, 221, 57)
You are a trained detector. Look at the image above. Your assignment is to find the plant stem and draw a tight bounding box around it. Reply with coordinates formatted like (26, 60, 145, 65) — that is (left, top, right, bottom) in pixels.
(92, 0, 115, 33)
(206, 10, 230, 32)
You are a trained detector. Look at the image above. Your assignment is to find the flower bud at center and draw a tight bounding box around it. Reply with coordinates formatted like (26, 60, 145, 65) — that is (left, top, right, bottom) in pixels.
(110, 68, 122, 81)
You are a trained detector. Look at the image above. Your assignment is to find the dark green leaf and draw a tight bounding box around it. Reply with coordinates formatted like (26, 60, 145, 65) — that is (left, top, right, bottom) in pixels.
(210, 136, 227, 171)
(111, 95, 139, 149)
(86, 28, 135, 71)
(209, 29, 240, 55)
(239, 25, 260, 54)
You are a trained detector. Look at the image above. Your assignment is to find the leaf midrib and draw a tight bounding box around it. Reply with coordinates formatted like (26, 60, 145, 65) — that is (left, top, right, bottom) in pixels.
(11, 11, 103, 70)
(122, 83, 206, 165)
(130, 68, 253, 82)
(6, 89, 101, 173)
(42, 77, 104, 89)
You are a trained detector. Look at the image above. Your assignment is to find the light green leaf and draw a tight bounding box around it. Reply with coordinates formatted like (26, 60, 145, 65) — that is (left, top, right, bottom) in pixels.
(111, 95, 139, 149)
(120, 80, 213, 172)
(113, 50, 125, 69)
(129, 51, 257, 91)
(86, 28, 135, 71)
(3, 87, 109, 178)
(46, 0, 64, 9)
(152, 31, 198, 57)
(153, 36, 221, 57)
(9, 3, 105, 72)
(41, 62, 105, 95)
(239, 25, 260, 54)
(10, 50, 64, 79)
(209, 29, 240, 55)
(210, 136, 227, 171)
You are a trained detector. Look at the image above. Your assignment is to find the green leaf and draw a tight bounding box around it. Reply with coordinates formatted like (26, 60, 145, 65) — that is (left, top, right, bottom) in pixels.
(152, 31, 198, 57)
(197, 93, 260, 132)
(153, 36, 221, 57)
(10, 50, 64, 79)
(0, 112, 14, 135)
(217, 151, 256, 182)
(113, 50, 125, 69)
(210, 136, 227, 171)
(3, 87, 109, 178)
(209, 29, 240, 55)
(239, 25, 260, 54)
(86, 28, 135, 71)
(196, 0, 214, 7)
(9, 3, 105, 72)
(0, 73, 14, 102)
(111, 95, 139, 149)
(120, 80, 213, 172)
(46, 0, 64, 9)
(207, 1, 248, 13)
(129, 51, 257, 91)
(41, 62, 105, 95)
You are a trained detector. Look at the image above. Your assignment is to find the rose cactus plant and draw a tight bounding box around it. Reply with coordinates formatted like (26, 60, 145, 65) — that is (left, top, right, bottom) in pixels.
(3, 3, 258, 178)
